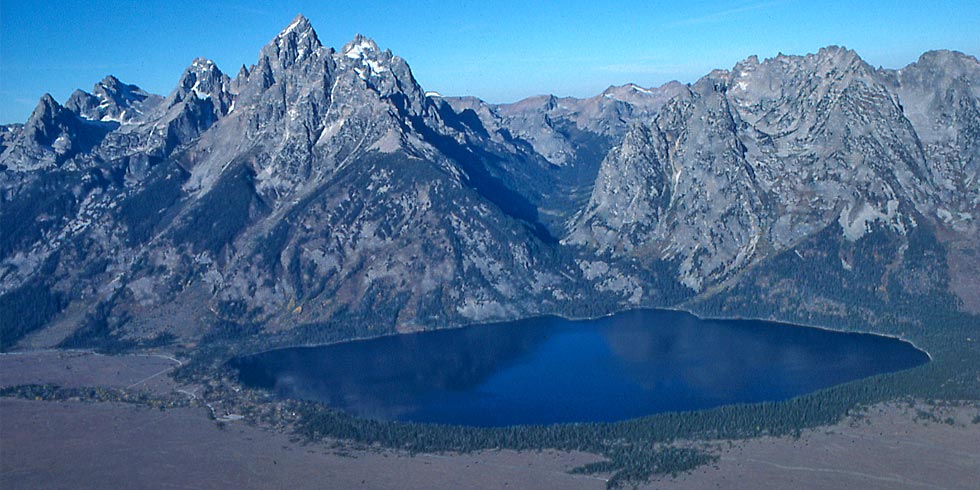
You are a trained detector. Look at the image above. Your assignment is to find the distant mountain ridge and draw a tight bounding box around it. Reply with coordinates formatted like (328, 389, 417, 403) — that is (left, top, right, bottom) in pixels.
(1, 15, 977, 352)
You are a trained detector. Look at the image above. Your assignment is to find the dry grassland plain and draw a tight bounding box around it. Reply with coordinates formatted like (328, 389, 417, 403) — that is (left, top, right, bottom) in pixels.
(1, 351, 978, 489)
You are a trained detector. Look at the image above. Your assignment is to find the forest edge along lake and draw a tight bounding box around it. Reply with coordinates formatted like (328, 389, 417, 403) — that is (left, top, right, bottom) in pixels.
(230, 309, 930, 427)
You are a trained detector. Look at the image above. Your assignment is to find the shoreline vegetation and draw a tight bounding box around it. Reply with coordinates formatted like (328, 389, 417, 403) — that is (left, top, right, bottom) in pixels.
(4, 307, 976, 487)
(178, 305, 980, 487)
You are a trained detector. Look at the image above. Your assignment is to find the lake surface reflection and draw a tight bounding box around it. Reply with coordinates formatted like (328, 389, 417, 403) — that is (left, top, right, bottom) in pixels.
(230, 310, 929, 426)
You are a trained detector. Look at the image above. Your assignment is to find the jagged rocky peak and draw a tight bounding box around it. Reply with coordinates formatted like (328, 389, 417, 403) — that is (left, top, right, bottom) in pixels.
(0, 93, 91, 169)
(333, 32, 426, 116)
(31, 93, 61, 119)
(726, 45, 889, 134)
(240, 18, 426, 109)
(342, 33, 379, 59)
(242, 18, 419, 101)
(2, 31, 978, 354)
(812, 45, 875, 78)
(688, 68, 732, 94)
(176, 59, 231, 100)
(173, 18, 433, 206)
(229, 64, 251, 94)
(885, 50, 980, 215)
(95, 75, 133, 98)
(764, 45, 865, 71)
(164, 57, 235, 117)
(340, 33, 415, 84)
(571, 45, 950, 294)
(261, 13, 323, 69)
(23, 94, 77, 146)
(233, 14, 332, 100)
(237, 64, 250, 79)
(815, 45, 863, 64)
(281, 12, 318, 40)
(730, 45, 870, 87)
(340, 33, 390, 78)
(727, 46, 928, 218)
(63, 90, 101, 120)
(65, 75, 160, 123)
(0, 124, 20, 149)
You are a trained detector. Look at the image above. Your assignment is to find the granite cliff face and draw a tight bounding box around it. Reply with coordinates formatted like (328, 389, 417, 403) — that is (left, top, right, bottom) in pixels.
(1, 16, 977, 351)
(569, 47, 979, 320)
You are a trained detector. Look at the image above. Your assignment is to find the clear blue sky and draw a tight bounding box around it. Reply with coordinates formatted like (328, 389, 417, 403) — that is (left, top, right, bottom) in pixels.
(2, 0, 978, 124)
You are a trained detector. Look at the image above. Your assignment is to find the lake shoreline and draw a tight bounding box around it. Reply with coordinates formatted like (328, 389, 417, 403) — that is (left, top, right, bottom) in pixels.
(235, 306, 933, 362)
(232, 308, 930, 427)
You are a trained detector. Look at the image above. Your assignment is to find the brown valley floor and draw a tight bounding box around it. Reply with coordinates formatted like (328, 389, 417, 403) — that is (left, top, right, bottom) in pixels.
(1, 351, 978, 490)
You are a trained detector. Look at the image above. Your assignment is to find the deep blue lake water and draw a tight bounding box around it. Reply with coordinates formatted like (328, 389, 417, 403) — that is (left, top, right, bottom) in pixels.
(230, 309, 929, 427)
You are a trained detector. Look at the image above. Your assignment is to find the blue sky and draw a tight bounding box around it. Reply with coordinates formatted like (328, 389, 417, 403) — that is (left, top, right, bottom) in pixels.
(2, 0, 978, 123)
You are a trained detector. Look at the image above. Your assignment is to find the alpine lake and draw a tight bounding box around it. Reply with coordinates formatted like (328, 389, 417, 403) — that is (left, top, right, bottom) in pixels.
(230, 309, 929, 427)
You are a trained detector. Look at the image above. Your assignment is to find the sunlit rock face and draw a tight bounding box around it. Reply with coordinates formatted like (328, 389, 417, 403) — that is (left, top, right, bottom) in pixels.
(1, 15, 977, 350)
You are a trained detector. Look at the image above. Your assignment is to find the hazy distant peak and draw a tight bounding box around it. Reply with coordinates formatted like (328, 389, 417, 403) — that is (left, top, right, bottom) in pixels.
(906, 49, 980, 79)
(602, 83, 653, 96)
(600, 82, 687, 102)
(692, 68, 732, 93)
(815, 44, 859, 60)
(916, 49, 979, 65)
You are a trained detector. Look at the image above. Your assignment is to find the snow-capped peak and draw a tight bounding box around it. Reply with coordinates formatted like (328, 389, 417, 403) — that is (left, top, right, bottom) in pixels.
(628, 83, 653, 95)
(601, 83, 656, 101)
(341, 35, 389, 80)
(343, 34, 379, 60)
(177, 58, 226, 99)
(191, 58, 217, 70)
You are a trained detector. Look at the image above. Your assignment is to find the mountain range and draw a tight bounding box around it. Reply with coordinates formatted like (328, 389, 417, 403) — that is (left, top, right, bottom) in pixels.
(1, 15, 978, 352)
